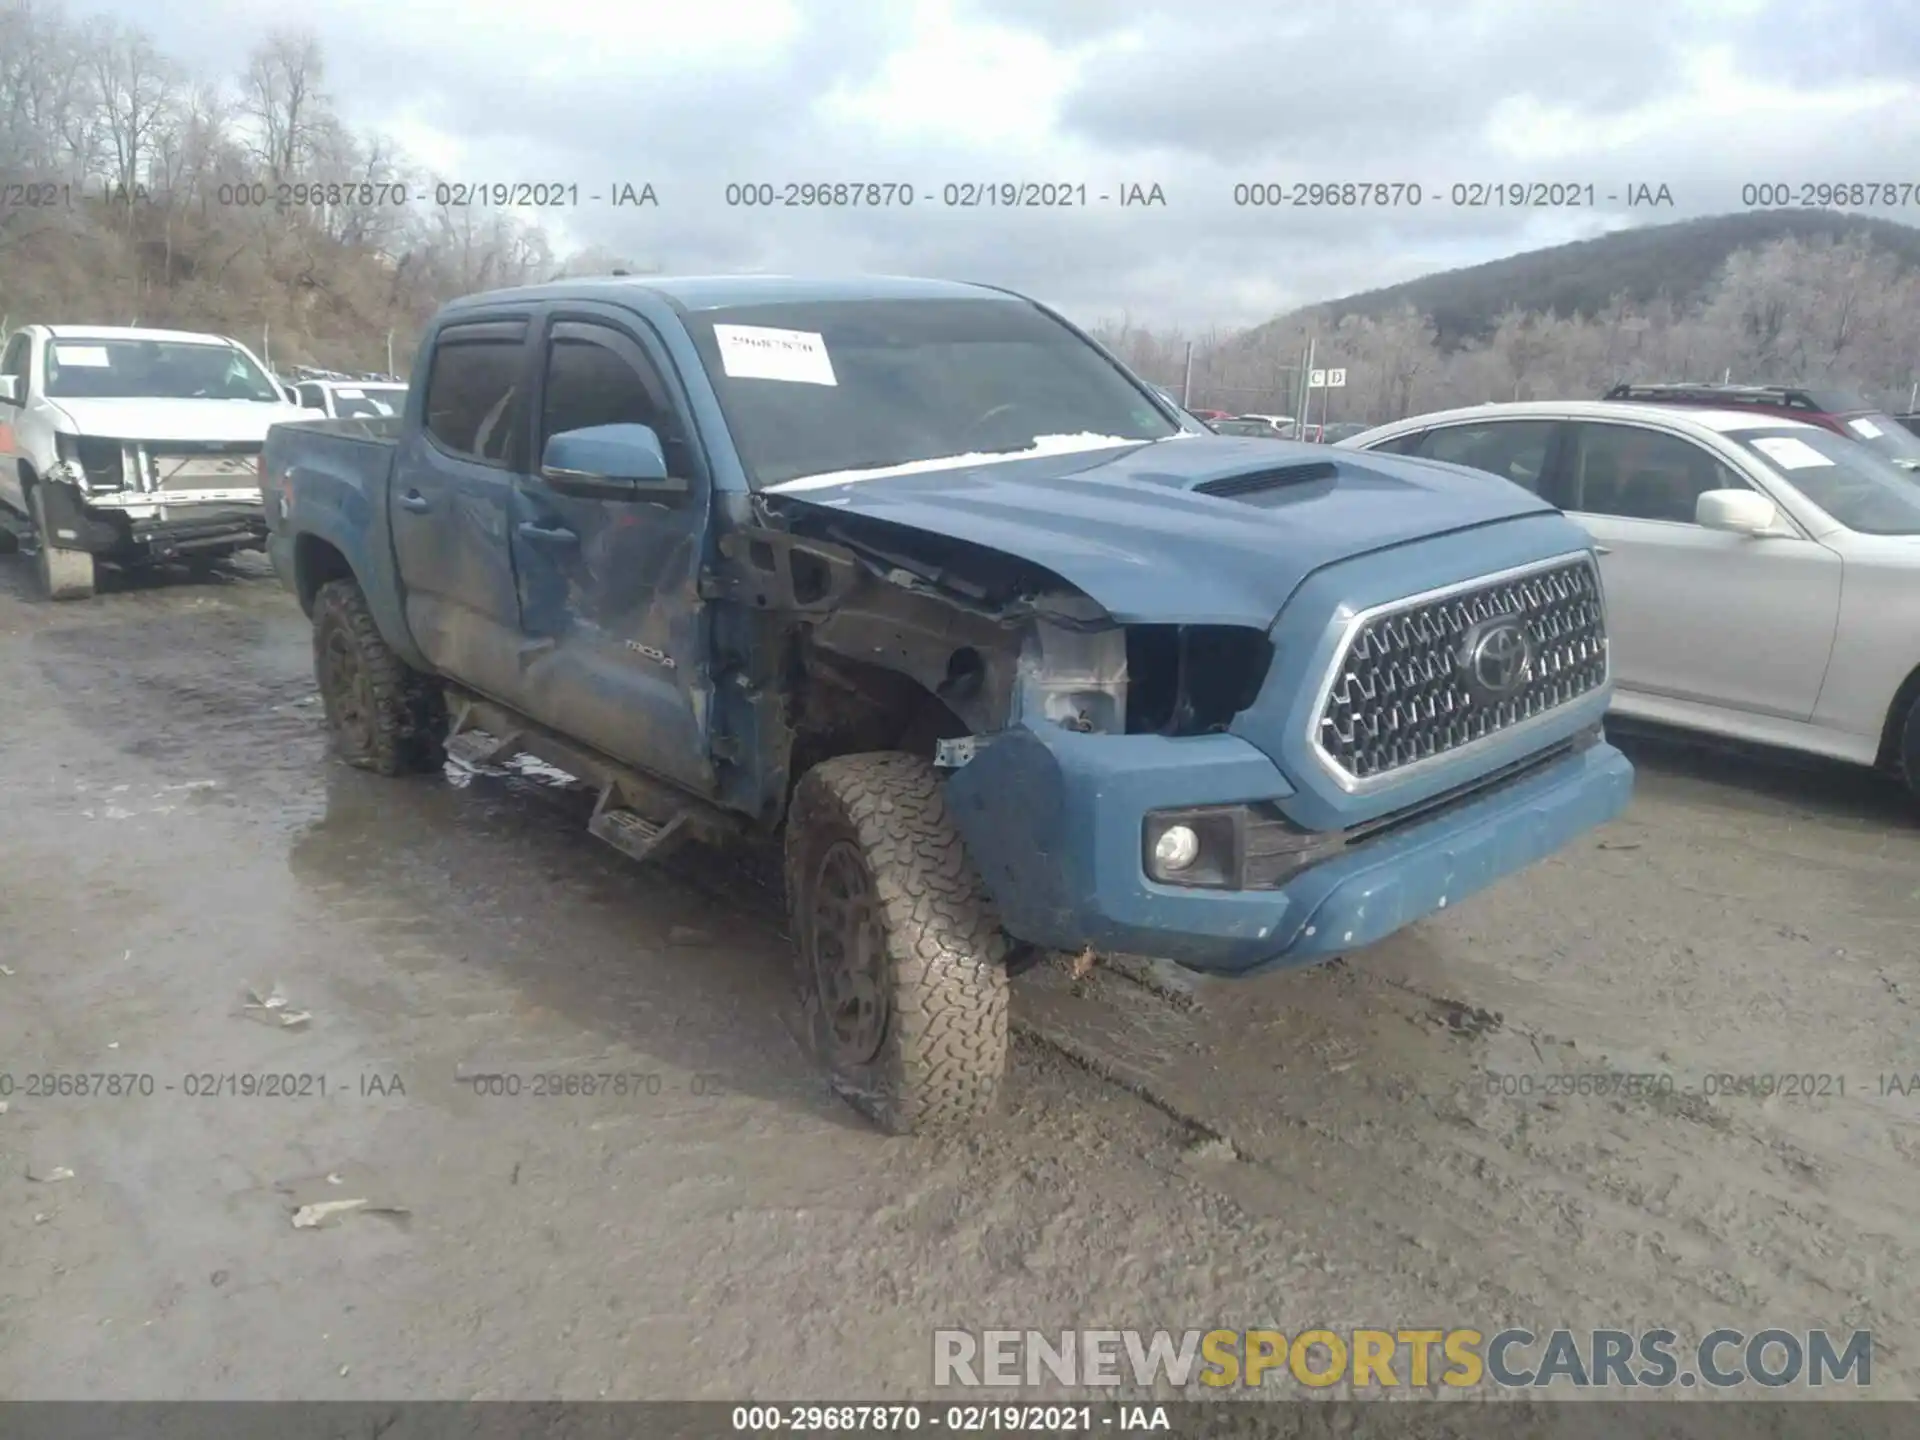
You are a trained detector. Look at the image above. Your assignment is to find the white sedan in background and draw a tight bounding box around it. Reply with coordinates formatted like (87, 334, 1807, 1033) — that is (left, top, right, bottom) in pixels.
(1340, 400, 1920, 801)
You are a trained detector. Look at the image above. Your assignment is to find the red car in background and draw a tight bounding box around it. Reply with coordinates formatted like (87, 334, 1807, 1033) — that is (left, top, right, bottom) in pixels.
(1602, 383, 1920, 469)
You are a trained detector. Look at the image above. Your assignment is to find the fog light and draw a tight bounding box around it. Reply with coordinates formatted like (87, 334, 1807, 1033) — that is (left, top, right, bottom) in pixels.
(1152, 824, 1201, 872)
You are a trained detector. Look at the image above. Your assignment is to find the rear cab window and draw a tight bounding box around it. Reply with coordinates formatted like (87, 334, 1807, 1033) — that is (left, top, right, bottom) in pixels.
(422, 320, 528, 467)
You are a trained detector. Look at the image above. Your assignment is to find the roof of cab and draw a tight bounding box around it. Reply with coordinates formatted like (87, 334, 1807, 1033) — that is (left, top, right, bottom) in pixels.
(46, 324, 239, 344)
(441, 273, 1019, 315)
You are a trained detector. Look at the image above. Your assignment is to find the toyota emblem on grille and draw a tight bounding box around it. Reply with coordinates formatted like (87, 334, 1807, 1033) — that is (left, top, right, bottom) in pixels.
(1461, 617, 1533, 695)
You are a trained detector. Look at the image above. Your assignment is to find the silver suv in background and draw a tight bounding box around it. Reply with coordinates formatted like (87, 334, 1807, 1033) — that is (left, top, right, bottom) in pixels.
(1340, 401, 1920, 801)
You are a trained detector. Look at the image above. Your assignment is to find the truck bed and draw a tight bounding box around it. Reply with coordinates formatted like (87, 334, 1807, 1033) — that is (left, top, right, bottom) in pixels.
(280, 413, 406, 446)
(263, 411, 407, 624)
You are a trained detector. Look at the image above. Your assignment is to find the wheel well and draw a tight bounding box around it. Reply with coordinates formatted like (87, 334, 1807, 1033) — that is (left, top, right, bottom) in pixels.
(1876, 663, 1920, 770)
(293, 534, 354, 616)
(790, 650, 972, 781)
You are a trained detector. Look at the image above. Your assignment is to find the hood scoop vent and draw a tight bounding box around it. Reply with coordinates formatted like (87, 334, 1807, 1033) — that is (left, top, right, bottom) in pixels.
(1193, 461, 1338, 500)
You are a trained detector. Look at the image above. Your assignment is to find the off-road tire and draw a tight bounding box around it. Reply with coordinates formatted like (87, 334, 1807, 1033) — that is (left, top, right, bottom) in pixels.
(29, 484, 95, 601)
(1899, 695, 1920, 806)
(311, 578, 446, 776)
(785, 752, 1011, 1136)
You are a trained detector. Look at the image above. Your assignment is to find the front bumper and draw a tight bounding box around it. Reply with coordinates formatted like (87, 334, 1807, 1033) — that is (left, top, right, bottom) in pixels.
(943, 724, 1634, 977)
(39, 476, 266, 562)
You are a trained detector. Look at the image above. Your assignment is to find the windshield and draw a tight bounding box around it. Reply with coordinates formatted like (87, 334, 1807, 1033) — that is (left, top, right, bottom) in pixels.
(1834, 411, 1920, 466)
(682, 297, 1179, 489)
(1737, 427, 1920, 535)
(332, 384, 406, 419)
(43, 337, 282, 402)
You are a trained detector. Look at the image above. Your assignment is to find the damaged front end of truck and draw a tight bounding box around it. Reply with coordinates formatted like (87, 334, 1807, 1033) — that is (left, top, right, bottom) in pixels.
(38, 432, 269, 565)
(700, 439, 1630, 983)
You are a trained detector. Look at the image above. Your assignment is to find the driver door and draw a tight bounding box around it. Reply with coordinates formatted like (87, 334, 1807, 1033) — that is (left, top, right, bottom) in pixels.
(510, 311, 717, 795)
(0, 333, 29, 514)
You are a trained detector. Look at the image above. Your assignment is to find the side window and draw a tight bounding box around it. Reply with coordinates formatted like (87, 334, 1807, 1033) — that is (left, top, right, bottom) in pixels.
(1, 334, 29, 400)
(1369, 430, 1428, 456)
(297, 383, 324, 410)
(423, 328, 525, 466)
(539, 322, 693, 476)
(1414, 421, 1556, 492)
(1566, 423, 1748, 523)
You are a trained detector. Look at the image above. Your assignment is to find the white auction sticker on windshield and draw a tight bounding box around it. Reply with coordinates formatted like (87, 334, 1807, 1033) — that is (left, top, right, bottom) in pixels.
(713, 325, 837, 386)
(1753, 436, 1835, 470)
(337, 387, 364, 398)
(53, 345, 110, 367)
(1848, 417, 1884, 439)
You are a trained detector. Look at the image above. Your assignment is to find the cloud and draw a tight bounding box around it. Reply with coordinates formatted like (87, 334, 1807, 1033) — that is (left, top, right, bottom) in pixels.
(64, 0, 1920, 329)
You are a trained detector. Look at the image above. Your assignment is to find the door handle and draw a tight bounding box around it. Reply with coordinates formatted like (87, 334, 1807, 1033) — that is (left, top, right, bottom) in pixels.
(516, 521, 578, 548)
(398, 490, 431, 514)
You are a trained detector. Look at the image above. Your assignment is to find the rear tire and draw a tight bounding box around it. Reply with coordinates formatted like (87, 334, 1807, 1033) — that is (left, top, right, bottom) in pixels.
(1899, 696, 1920, 806)
(311, 577, 446, 776)
(30, 485, 95, 601)
(785, 752, 1011, 1136)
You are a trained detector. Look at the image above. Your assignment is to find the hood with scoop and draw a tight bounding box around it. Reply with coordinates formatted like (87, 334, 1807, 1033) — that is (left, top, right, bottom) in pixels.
(763, 434, 1561, 629)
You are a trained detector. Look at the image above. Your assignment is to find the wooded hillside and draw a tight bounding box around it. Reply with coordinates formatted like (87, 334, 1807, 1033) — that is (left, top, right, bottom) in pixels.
(1093, 218, 1920, 423)
(0, 0, 640, 375)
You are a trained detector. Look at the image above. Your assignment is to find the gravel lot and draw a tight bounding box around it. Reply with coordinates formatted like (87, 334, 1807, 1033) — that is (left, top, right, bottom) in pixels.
(1, 552, 1915, 1407)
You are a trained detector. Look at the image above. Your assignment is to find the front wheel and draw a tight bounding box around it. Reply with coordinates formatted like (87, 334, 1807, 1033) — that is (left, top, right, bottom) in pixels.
(785, 752, 1011, 1136)
(311, 577, 446, 776)
(30, 485, 95, 600)
(1899, 695, 1920, 807)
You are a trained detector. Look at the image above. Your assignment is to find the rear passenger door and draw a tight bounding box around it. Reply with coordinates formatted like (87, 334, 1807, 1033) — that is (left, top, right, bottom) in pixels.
(1558, 420, 1841, 719)
(510, 310, 716, 795)
(390, 316, 535, 708)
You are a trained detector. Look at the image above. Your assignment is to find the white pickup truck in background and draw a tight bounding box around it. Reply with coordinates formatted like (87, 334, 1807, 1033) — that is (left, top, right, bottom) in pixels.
(291, 377, 408, 419)
(0, 325, 309, 599)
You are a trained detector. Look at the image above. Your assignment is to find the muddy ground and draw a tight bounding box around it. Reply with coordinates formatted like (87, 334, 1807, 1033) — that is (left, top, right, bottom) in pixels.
(0, 552, 1916, 1405)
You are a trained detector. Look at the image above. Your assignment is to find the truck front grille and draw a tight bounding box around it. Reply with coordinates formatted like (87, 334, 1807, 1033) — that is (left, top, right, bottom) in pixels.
(147, 441, 263, 493)
(1313, 554, 1608, 785)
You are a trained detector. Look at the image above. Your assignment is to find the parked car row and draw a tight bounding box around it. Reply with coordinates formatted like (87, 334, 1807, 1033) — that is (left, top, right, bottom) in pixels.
(1339, 385, 1920, 801)
(1201, 415, 1377, 444)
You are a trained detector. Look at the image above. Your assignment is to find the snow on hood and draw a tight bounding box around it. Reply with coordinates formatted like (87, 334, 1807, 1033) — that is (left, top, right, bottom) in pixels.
(49, 396, 310, 444)
(764, 432, 1153, 494)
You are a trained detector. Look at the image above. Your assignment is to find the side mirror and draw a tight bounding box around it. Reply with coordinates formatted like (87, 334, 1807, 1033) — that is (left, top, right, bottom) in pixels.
(1695, 488, 1778, 535)
(0, 375, 18, 403)
(540, 423, 688, 503)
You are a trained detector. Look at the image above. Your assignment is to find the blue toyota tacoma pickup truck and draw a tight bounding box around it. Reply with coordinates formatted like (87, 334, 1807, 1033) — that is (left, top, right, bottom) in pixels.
(263, 275, 1634, 1135)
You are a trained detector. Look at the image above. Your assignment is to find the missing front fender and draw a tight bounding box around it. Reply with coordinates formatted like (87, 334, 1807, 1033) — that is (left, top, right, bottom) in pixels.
(704, 527, 862, 613)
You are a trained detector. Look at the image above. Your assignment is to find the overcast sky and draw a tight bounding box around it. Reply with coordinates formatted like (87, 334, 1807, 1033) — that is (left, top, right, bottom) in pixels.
(85, 0, 1920, 329)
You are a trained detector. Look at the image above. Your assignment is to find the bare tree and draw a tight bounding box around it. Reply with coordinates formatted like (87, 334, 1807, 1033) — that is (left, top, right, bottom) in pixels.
(241, 29, 325, 184)
(84, 16, 178, 217)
